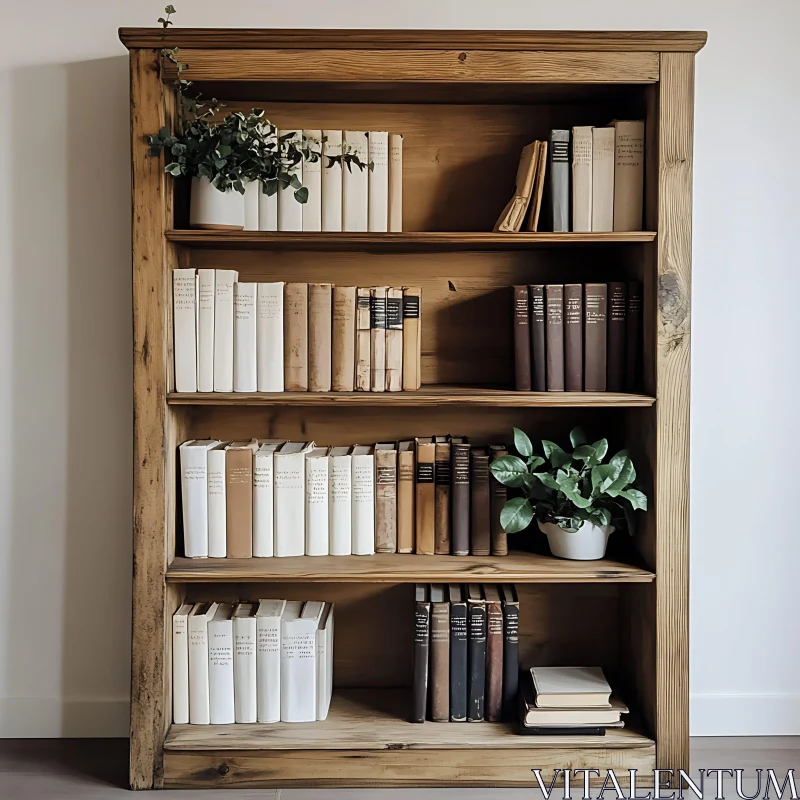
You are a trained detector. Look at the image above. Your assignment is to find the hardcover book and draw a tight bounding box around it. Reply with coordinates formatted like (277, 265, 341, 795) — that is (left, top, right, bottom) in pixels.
(470, 447, 491, 556)
(529, 285, 546, 391)
(225, 440, 258, 558)
(584, 283, 608, 392)
(500, 584, 519, 721)
(308, 283, 333, 392)
(549, 130, 570, 232)
(355, 287, 371, 391)
(414, 438, 436, 555)
(411, 584, 431, 723)
(607, 281, 627, 392)
(429, 584, 450, 722)
(546, 285, 565, 391)
(513, 285, 532, 391)
(375, 442, 398, 553)
(483, 585, 504, 722)
(448, 584, 468, 722)
(434, 436, 451, 555)
(284, 283, 309, 392)
(402, 287, 422, 391)
(489, 444, 508, 556)
(397, 440, 416, 553)
(564, 283, 583, 392)
(450, 437, 471, 556)
(331, 285, 356, 392)
(466, 585, 487, 722)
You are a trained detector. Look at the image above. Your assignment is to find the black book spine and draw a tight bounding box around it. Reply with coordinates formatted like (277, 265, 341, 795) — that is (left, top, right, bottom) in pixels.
(449, 601, 468, 722)
(502, 600, 520, 721)
(467, 601, 487, 722)
(411, 599, 431, 722)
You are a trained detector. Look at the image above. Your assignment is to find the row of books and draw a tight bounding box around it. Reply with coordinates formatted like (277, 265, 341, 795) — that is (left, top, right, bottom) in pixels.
(173, 599, 334, 725)
(245, 130, 403, 233)
(413, 584, 519, 723)
(180, 437, 511, 559)
(513, 282, 642, 392)
(496, 122, 644, 234)
(173, 271, 422, 393)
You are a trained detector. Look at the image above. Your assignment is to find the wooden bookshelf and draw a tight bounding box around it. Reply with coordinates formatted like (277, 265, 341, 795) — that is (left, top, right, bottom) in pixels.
(122, 27, 703, 790)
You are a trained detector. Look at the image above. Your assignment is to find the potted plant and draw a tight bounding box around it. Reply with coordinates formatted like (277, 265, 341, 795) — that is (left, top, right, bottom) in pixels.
(489, 427, 647, 560)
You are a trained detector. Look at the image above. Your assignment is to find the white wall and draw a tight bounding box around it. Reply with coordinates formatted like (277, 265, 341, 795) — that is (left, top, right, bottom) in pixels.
(0, 0, 796, 737)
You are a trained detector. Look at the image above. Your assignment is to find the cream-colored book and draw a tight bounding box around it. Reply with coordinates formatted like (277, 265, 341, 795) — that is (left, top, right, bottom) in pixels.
(258, 180, 278, 231)
(368, 131, 389, 232)
(197, 269, 215, 392)
(316, 603, 335, 720)
(284, 283, 308, 391)
(374, 442, 397, 553)
(308, 283, 332, 392)
(591, 127, 615, 232)
(328, 446, 352, 555)
(207, 442, 229, 558)
(274, 441, 314, 557)
(402, 287, 421, 391)
(571, 126, 593, 233)
(355, 287, 371, 391)
(253, 440, 284, 557)
(389, 133, 403, 232)
(256, 282, 284, 392)
(343, 130, 369, 232)
(331, 286, 356, 391)
(277, 129, 303, 231)
(172, 603, 194, 724)
(213, 269, 239, 392)
(385, 287, 404, 391)
(173, 268, 197, 392)
(302, 129, 322, 232)
(351, 445, 375, 555)
(305, 446, 330, 556)
(208, 604, 235, 724)
(244, 180, 259, 231)
(188, 602, 219, 725)
(256, 599, 286, 723)
(531, 666, 612, 708)
(370, 286, 387, 393)
(611, 120, 645, 232)
(179, 439, 221, 558)
(233, 282, 257, 393)
(232, 604, 257, 724)
(321, 130, 343, 232)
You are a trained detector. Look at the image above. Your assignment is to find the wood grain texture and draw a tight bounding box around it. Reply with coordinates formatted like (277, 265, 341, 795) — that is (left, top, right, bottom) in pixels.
(118, 27, 707, 53)
(166, 551, 654, 584)
(655, 52, 694, 775)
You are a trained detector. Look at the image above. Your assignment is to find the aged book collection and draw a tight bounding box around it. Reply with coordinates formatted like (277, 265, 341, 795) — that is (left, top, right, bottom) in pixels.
(173, 272, 422, 393)
(512, 282, 643, 392)
(173, 599, 334, 725)
(496, 122, 645, 233)
(180, 436, 512, 558)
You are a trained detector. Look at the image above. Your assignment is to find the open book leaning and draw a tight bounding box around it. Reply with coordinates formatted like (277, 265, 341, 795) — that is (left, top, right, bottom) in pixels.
(494, 141, 548, 232)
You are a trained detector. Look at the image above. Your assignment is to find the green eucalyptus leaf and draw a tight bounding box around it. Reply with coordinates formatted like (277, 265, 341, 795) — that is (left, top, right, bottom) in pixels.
(500, 497, 534, 533)
(294, 186, 309, 204)
(489, 455, 529, 488)
(570, 427, 587, 447)
(512, 427, 533, 457)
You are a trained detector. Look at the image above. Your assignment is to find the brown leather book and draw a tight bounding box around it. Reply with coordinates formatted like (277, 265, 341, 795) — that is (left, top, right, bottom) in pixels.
(375, 442, 398, 553)
(397, 441, 415, 553)
(607, 281, 627, 392)
(331, 285, 356, 391)
(546, 284, 565, 391)
(564, 284, 583, 392)
(225, 440, 258, 558)
(470, 447, 491, 556)
(434, 437, 451, 554)
(483, 584, 504, 722)
(489, 444, 509, 556)
(415, 438, 436, 555)
(308, 283, 332, 392)
(585, 283, 608, 392)
(355, 287, 371, 391)
(450, 437, 471, 556)
(370, 286, 387, 393)
(402, 287, 422, 391)
(512, 285, 531, 391)
(529, 285, 546, 391)
(626, 282, 643, 392)
(429, 584, 450, 722)
(284, 283, 308, 391)
(385, 287, 404, 391)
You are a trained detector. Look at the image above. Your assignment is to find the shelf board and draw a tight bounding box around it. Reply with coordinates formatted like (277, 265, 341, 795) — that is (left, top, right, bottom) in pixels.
(165, 230, 656, 251)
(164, 689, 654, 751)
(167, 551, 655, 584)
(167, 386, 655, 408)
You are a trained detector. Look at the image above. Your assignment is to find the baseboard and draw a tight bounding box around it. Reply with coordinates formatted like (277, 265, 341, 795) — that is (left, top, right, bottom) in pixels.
(0, 698, 129, 737)
(692, 693, 800, 736)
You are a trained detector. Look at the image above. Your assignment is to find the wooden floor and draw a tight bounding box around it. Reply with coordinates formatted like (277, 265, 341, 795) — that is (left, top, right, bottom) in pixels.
(0, 737, 797, 797)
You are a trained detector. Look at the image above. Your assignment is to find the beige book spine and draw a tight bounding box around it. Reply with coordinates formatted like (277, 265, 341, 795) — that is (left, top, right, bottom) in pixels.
(434, 440, 451, 554)
(375, 447, 398, 553)
(369, 286, 387, 393)
(389, 133, 403, 232)
(331, 286, 356, 391)
(415, 439, 435, 555)
(284, 283, 308, 391)
(308, 283, 332, 392)
(397, 444, 415, 553)
(355, 287, 371, 391)
(385, 287, 404, 392)
(226, 446, 255, 558)
(612, 120, 645, 232)
(402, 287, 421, 391)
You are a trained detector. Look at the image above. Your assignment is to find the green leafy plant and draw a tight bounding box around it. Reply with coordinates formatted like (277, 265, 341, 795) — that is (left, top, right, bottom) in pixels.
(489, 426, 647, 535)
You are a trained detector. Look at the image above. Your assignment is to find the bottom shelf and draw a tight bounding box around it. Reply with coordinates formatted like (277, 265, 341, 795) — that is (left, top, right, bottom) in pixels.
(163, 689, 655, 788)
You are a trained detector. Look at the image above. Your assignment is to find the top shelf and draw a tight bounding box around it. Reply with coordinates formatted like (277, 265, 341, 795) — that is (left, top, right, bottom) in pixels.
(165, 230, 657, 252)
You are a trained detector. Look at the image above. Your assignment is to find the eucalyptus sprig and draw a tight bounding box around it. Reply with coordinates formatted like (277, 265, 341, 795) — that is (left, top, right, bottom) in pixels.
(490, 426, 647, 535)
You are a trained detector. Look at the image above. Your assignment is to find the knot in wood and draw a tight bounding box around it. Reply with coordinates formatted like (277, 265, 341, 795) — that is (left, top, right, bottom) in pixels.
(217, 763, 230, 776)
(458, 51, 467, 62)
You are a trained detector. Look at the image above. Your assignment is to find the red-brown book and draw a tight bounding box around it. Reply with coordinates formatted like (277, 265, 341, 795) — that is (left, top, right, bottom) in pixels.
(470, 447, 491, 556)
(489, 444, 508, 556)
(434, 436, 451, 554)
(585, 284, 608, 392)
(564, 284, 583, 391)
(546, 285, 565, 391)
(512, 286, 531, 391)
(626, 282, 643, 391)
(529, 285, 546, 391)
(450, 437, 471, 556)
(483, 585, 504, 722)
(607, 282, 627, 392)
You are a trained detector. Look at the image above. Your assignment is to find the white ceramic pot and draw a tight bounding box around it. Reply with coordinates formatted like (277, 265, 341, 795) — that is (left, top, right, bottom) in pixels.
(189, 177, 245, 230)
(538, 521, 614, 561)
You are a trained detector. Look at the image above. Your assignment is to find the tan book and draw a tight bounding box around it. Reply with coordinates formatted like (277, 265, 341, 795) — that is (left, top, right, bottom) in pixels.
(494, 141, 539, 232)
(402, 287, 421, 391)
(355, 287, 371, 391)
(284, 283, 308, 391)
(385, 287, 404, 392)
(611, 120, 645, 232)
(429, 584, 450, 722)
(414, 437, 435, 555)
(433, 436, 451, 555)
(225, 440, 258, 558)
(331, 285, 356, 391)
(525, 140, 548, 232)
(308, 283, 332, 392)
(374, 442, 398, 553)
(388, 133, 403, 232)
(397, 440, 415, 553)
(370, 286, 387, 393)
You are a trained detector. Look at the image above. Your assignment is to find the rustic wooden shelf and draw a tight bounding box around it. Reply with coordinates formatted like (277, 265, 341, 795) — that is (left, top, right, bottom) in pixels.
(166, 230, 657, 251)
(167, 551, 655, 584)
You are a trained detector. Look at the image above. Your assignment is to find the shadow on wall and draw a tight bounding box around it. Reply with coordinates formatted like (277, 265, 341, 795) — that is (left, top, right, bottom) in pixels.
(7, 56, 132, 736)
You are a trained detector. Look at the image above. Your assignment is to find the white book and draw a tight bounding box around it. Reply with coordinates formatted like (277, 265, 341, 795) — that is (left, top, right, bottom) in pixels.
(389, 133, 403, 232)
(351, 445, 375, 555)
(233, 282, 257, 392)
(343, 130, 369, 232)
(302, 130, 322, 231)
(173, 268, 197, 392)
(208, 604, 235, 724)
(207, 442, 229, 558)
(277, 130, 303, 232)
(256, 282, 284, 392)
(179, 439, 220, 558)
(612, 120, 645, 232)
(316, 603, 335, 720)
(172, 603, 194, 724)
(368, 131, 389, 232)
(305, 446, 330, 556)
(321, 130, 343, 232)
(253, 440, 284, 557)
(232, 604, 257, 723)
(258, 180, 278, 231)
(281, 601, 324, 722)
(188, 602, 219, 724)
(197, 269, 215, 391)
(244, 180, 259, 231)
(591, 127, 615, 232)
(213, 269, 239, 392)
(256, 599, 286, 723)
(571, 126, 593, 233)
(274, 441, 314, 557)
(328, 446, 353, 556)
(530, 666, 612, 708)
